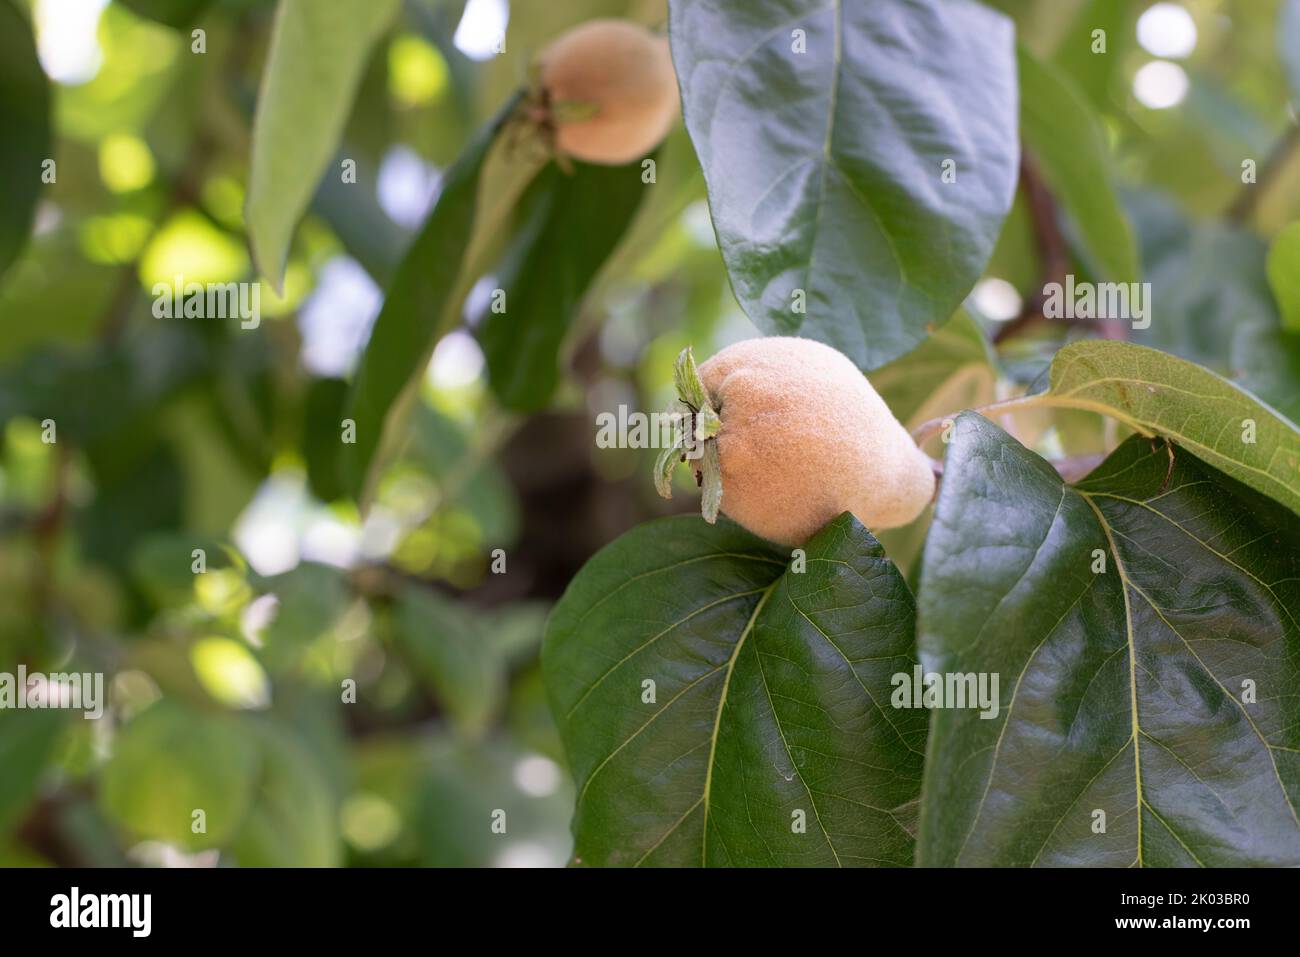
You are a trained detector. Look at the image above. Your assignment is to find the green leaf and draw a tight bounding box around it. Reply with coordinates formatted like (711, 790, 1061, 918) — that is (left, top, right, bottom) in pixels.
(1183, 69, 1276, 163)
(1267, 221, 1300, 333)
(0, 235, 113, 362)
(79, 438, 185, 570)
(1119, 196, 1300, 425)
(1234, 323, 1300, 424)
(668, 0, 1019, 370)
(100, 699, 260, 851)
(918, 413, 1300, 866)
(0, 327, 209, 450)
(1051, 0, 1139, 112)
(116, 0, 211, 29)
(129, 532, 233, 609)
(483, 600, 552, 668)
(164, 398, 262, 535)
(0, 0, 50, 280)
(301, 376, 350, 502)
(231, 719, 341, 867)
(1018, 46, 1138, 283)
(478, 159, 649, 411)
(246, 0, 402, 288)
(392, 586, 504, 738)
(1035, 340, 1300, 517)
(256, 562, 353, 668)
(543, 513, 925, 867)
(404, 403, 521, 547)
(342, 96, 521, 501)
(310, 159, 409, 287)
(868, 311, 996, 433)
(0, 710, 64, 837)
(1129, 214, 1272, 368)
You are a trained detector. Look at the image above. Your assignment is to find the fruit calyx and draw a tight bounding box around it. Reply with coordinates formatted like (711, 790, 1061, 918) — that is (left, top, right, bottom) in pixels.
(654, 347, 724, 523)
(515, 82, 600, 160)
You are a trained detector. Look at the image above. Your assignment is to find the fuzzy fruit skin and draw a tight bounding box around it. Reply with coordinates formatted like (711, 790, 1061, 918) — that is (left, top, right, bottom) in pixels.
(699, 337, 935, 546)
(537, 20, 678, 166)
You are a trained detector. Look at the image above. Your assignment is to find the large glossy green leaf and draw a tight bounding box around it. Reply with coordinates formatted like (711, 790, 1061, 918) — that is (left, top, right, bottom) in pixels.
(668, 0, 1018, 370)
(1018, 46, 1137, 283)
(342, 96, 519, 501)
(479, 160, 649, 411)
(247, 0, 401, 288)
(1037, 340, 1300, 516)
(0, 0, 50, 280)
(918, 413, 1300, 866)
(544, 513, 925, 867)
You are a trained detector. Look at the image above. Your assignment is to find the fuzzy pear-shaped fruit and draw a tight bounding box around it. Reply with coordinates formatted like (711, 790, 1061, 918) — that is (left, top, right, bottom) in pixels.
(694, 337, 935, 546)
(536, 19, 678, 166)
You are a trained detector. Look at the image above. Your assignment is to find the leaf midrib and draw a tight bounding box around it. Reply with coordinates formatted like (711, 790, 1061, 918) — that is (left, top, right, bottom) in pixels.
(1083, 487, 1300, 864)
(563, 586, 770, 720)
(1081, 492, 1145, 867)
(700, 580, 778, 866)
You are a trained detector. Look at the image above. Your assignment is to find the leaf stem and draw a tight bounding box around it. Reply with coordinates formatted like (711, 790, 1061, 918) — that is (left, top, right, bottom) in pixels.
(911, 394, 1057, 446)
(912, 385, 1166, 451)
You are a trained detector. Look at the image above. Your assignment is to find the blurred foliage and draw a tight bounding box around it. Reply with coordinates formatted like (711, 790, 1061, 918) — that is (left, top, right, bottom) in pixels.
(0, 0, 1297, 868)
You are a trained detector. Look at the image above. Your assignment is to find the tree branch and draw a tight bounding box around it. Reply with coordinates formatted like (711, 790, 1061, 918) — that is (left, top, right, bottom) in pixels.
(993, 152, 1069, 344)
